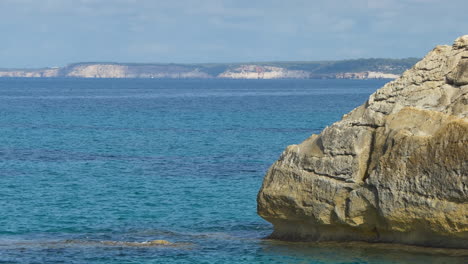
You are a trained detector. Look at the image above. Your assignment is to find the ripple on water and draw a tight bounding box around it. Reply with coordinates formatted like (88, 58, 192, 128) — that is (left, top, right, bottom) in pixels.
(1, 79, 465, 263)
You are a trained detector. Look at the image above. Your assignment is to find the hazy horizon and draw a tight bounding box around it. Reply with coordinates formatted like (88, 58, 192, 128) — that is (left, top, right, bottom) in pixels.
(1, 0, 466, 68)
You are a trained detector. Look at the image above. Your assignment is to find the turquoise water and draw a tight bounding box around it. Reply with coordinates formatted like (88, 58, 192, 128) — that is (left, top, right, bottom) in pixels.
(0, 78, 465, 263)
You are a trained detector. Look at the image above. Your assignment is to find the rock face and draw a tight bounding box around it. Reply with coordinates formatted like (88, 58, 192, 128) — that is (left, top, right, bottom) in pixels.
(257, 36, 468, 249)
(0, 68, 59, 77)
(335, 71, 400, 79)
(63, 64, 212, 78)
(218, 65, 311, 79)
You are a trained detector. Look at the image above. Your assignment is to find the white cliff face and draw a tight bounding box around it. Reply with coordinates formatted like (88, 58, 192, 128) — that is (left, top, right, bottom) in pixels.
(366, 71, 400, 79)
(335, 71, 400, 79)
(334, 71, 400, 79)
(66, 64, 129, 78)
(0, 68, 59, 77)
(64, 64, 212, 78)
(0, 63, 406, 79)
(219, 66, 400, 80)
(257, 36, 468, 249)
(218, 65, 311, 79)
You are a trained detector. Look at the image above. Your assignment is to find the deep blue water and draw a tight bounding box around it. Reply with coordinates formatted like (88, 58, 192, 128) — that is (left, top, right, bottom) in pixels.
(0, 78, 466, 263)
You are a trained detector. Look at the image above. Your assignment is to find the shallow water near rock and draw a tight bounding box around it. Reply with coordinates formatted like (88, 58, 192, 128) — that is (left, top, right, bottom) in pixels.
(0, 78, 466, 263)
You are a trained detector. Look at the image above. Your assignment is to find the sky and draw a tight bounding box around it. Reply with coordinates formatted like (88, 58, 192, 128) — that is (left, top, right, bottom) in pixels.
(0, 0, 467, 68)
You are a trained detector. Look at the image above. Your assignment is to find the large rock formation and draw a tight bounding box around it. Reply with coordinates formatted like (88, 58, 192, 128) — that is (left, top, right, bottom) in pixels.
(257, 36, 468, 249)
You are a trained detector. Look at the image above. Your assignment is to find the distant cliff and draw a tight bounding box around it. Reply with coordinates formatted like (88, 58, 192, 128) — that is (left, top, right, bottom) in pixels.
(218, 65, 310, 79)
(0, 68, 59, 78)
(0, 58, 418, 80)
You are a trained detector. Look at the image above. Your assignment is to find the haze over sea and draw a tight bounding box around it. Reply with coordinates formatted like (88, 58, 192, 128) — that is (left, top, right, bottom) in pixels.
(0, 78, 465, 263)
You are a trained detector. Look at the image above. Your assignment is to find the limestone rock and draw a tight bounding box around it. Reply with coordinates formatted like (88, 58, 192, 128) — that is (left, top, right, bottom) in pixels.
(257, 36, 468, 249)
(217, 65, 311, 79)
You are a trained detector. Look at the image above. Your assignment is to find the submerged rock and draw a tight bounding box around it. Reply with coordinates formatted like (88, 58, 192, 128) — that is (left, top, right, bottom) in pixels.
(257, 36, 468, 249)
(100, 239, 173, 247)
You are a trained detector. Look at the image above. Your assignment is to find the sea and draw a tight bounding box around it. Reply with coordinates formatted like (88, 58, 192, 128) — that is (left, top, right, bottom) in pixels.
(0, 78, 466, 264)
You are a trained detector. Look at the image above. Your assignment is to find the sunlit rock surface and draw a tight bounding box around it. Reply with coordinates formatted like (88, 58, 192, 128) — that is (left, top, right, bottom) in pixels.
(257, 36, 468, 249)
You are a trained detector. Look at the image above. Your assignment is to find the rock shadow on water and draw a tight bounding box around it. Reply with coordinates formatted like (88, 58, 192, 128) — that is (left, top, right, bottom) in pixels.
(259, 239, 468, 264)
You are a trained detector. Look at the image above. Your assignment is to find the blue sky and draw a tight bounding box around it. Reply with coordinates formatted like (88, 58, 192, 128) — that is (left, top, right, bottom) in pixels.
(1, 0, 466, 68)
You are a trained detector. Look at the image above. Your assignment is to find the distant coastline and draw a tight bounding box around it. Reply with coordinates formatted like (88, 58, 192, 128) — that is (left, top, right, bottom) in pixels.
(0, 58, 418, 80)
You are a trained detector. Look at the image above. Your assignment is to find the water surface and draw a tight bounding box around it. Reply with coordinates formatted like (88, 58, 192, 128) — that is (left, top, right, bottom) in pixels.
(0, 78, 465, 263)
